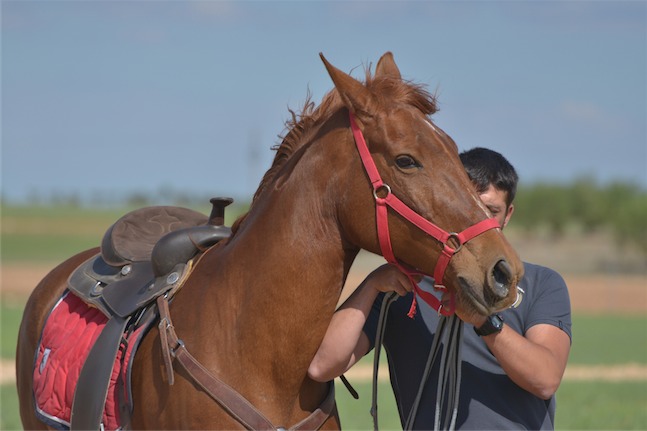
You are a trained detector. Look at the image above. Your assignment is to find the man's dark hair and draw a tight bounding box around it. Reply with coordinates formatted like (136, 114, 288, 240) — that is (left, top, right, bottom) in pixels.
(459, 147, 518, 206)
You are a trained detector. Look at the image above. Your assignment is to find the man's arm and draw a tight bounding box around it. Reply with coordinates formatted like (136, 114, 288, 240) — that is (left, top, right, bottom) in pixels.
(462, 306, 571, 400)
(308, 264, 413, 382)
(482, 323, 571, 400)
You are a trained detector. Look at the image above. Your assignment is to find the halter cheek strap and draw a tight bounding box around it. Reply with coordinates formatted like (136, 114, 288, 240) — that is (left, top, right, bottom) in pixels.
(349, 112, 500, 316)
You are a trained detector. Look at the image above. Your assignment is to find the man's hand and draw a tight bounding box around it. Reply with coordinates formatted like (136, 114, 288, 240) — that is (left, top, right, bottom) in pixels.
(365, 264, 418, 297)
(454, 307, 487, 328)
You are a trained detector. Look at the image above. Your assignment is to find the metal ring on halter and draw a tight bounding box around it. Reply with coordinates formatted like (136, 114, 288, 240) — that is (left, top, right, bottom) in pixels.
(446, 232, 463, 253)
(510, 286, 525, 308)
(437, 303, 444, 316)
(373, 183, 392, 200)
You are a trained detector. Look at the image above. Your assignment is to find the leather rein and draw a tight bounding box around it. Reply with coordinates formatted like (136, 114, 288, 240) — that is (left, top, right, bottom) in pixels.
(349, 112, 499, 316)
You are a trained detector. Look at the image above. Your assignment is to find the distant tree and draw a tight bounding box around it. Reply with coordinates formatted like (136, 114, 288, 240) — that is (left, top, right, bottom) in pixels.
(570, 176, 607, 232)
(608, 186, 647, 255)
(126, 192, 150, 207)
(514, 180, 646, 258)
(51, 192, 81, 207)
(515, 183, 571, 234)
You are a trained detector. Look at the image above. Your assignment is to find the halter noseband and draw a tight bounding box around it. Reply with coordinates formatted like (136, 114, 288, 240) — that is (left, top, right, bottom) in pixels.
(349, 112, 500, 316)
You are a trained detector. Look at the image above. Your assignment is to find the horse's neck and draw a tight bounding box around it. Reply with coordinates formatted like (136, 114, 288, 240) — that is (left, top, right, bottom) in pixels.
(229, 197, 349, 322)
(195, 192, 352, 383)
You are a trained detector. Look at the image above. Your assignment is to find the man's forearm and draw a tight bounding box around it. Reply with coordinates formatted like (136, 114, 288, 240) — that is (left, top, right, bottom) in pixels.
(307, 280, 379, 381)
(483, 324, 570, 399)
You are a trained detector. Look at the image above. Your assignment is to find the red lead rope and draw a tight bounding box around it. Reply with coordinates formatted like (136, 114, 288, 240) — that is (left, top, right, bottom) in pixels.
(349, 112, 500, 317)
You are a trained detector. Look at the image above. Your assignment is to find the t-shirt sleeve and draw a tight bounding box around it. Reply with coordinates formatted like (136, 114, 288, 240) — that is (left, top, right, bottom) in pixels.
(525, 266, 573, 342)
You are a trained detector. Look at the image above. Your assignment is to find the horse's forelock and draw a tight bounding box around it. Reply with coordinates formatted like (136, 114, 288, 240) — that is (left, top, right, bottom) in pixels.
(365, 71, 439, 117)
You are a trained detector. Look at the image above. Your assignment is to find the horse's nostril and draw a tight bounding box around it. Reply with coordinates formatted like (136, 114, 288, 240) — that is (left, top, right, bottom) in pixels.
(492, 260, 512, 298)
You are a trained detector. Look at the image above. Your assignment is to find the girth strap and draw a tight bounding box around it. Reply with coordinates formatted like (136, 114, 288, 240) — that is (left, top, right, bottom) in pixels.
(70, 315, 129, 431)
(156, 296, 336, 430)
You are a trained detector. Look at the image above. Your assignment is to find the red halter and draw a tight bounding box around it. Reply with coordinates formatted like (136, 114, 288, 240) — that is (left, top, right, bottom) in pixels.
(349, 112, 500, 316)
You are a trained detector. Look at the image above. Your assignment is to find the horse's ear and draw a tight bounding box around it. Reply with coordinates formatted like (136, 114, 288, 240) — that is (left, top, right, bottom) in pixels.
(375, 52, 401, 80)
(320, 53, 376, 123)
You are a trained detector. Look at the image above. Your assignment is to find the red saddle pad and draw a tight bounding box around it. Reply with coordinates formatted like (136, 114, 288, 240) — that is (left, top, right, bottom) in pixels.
(33, 291, 146, 430)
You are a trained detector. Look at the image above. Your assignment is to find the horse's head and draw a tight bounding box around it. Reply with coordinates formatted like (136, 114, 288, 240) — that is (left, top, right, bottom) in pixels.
(320, 52, 524, 319)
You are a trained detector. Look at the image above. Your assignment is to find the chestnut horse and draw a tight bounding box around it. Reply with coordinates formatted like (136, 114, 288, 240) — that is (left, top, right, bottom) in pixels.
(17, 52, 523, 429)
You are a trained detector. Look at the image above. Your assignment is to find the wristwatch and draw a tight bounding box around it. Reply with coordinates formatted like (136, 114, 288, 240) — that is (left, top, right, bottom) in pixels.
(474, 314, 504, 336)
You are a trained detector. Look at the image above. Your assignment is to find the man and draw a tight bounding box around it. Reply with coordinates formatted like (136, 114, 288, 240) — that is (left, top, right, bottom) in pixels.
(308, 147, 572, 430)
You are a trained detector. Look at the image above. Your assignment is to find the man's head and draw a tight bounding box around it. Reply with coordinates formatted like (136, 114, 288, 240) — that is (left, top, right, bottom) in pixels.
(460, 147, 518, 229)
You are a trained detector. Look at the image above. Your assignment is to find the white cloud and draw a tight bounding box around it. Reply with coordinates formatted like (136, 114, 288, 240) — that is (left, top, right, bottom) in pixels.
(559, 100, 608, 124)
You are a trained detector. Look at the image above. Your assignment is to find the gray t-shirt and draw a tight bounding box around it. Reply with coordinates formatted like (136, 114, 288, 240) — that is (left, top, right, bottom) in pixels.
(364, 262, 572, 430)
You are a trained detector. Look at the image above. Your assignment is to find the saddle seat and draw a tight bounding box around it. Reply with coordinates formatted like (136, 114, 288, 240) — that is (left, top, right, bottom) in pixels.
(101, 205, 209, 267)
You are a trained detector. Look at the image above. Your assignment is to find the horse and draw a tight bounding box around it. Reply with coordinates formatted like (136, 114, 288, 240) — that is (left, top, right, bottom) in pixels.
(16, 52, 524, 430)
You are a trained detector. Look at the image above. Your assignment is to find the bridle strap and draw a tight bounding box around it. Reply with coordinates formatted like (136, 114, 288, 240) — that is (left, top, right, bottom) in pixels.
(349, 112, 500, 316)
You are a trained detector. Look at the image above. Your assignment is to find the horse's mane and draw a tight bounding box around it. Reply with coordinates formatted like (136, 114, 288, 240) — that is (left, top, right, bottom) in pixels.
(229, 67, 438, 235)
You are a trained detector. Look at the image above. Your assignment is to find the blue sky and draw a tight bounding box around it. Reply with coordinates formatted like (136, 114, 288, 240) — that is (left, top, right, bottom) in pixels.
(2, 0, 646, 204)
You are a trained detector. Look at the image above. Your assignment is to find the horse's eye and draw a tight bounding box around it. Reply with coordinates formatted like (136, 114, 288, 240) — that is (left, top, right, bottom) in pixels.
(395, 155, 421, 170)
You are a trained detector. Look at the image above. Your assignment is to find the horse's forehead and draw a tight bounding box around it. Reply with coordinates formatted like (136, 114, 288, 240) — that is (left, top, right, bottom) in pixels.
(385, 111, 452, 150)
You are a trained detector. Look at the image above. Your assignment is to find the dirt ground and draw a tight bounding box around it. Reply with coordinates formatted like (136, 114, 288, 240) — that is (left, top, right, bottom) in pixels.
(1, 260, 646, 385)
(341, 271, 647, 315)
(337, 250, 647, 315)
(3, 261, 646, 313)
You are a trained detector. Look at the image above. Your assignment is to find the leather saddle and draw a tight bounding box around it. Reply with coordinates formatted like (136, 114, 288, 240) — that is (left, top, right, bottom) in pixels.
(65, 197, 233, 430)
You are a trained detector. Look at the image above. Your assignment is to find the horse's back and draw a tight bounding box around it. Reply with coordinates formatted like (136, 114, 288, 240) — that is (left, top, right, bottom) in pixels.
(16, 248, 99, 429)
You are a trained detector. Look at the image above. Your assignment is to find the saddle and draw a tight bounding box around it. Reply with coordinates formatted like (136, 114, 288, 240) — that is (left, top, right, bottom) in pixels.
(37, 196, 335, 430)
(64, 198, 233, 430)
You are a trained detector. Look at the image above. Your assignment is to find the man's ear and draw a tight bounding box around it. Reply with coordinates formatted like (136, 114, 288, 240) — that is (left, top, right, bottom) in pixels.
(503, 204, 515, 228)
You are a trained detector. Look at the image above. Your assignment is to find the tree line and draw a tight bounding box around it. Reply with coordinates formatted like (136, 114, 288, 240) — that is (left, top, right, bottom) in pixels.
(512, 178, 646, 255)
(3, 178, 646, 255)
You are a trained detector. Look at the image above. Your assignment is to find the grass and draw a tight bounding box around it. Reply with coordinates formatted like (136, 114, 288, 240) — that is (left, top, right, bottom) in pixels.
(0, 300, 24, 359)
(2, 303, 646, 429)
(334, 330, 647, 430)
(335, 378, 401, 430)
(2, 205, 128, 263)
(556, 380, 647, 430)
(570, 314, 647, 365)
(1, 383, 21, 431)
(2, 381, 645, 430)
(4, 299, 644, 365)
(1, 204, 248, 262)
(336, 380, 647, 430)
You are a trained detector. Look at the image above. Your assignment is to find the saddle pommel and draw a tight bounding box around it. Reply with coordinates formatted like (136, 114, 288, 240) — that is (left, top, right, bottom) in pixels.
(208, 197, 234, 226)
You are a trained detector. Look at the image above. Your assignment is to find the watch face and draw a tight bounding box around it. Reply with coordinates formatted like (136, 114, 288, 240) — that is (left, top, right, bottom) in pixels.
(475, 314, 504, 336)
(491, 314, 504, 329)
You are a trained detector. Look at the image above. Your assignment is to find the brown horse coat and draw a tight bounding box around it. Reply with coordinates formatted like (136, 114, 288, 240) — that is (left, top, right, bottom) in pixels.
(17, 52, 523, 430)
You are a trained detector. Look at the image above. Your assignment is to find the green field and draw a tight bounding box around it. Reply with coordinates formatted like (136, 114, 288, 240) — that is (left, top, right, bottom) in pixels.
(2, 297, 645, 430)
(335, 379, 647, 430)
(1, 204, 247, 263)
(1, 205, 646, 429)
